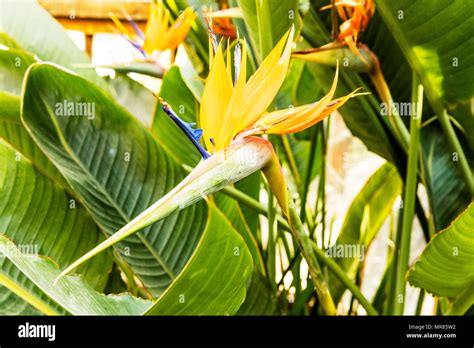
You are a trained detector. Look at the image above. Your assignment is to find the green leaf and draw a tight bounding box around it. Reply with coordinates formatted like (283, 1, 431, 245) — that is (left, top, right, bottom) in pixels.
(408, 203, 474, 313)
(145, 203, 252, 315)
(0, 91, 67, 188)
(107, 73, 156, 128)
(0, 32, 23, 50)
(236, 271, 280, 315)
(375, 0, 474, 195)
(21, 63, 253, 314)
(0, 287, 40, 315)
(0, 47, 37, 95)
(0, 235, 151, 315)
(361, 11, 412, 112)
(420, 122, 471, 231)
(238, 0, 300, 60)
(21, 62, 207, 298)
(330, 163, 402, 303)
(339, 163, 402, 246)
(375, 1, 474, 115)
(0, 0, 110, 92)
(0, 139, 113, 314)
(0, 90, 21, 123)
(214, 193, 265, 275)
(0, 46, 64, 185)
(0, 46, 66, 187)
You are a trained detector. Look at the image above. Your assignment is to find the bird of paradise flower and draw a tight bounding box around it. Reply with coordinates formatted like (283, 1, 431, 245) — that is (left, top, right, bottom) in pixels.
(322, 0, 375, 55)
(110, 0, 196, 62)
(56, 26, 367, 283)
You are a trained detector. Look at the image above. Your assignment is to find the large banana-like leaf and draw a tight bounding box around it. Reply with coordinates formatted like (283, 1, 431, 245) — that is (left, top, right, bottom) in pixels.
(375, 0, 473, 133)
(0, 0, 109, 91)
(22, 62, 205, 297)
(0, 236, 150, 315)
(408, 203, 474, 315)
(0, 287, 39, 315)
(236, 271, 280, 315)
(0, 139, 113, 314)
(330, 163, 402, 304)
(0, 91, 67, 188)
(0, 46, 36, 95)
(144, 203, 252, 315)
(0, 43, 70, 189)
(21, 62, 253, 314)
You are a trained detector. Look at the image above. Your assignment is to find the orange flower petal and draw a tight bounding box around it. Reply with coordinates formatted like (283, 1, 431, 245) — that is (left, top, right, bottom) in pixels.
(238, 64, 368, 136)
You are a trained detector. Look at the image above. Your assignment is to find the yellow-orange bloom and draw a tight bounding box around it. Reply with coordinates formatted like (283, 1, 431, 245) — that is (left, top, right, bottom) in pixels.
(322, 0, 375, 49)
(110, 0, 196, 56)
(200, 26, 365, 153)
(144, 3, 196, 53)
(204, 4, 238, 40)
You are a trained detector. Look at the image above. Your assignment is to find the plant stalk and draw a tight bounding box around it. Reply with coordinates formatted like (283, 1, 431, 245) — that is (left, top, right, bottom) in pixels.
(266, 184, 277, 289)
(281, 134, 303, 188)
(392, 75, 423, 315)
(311, 243, 378, 315)
(369, 58, 410, 151)
(415, 289, 425, 315)
(300, 125, 319, 224)
(287, 201, 337, 315)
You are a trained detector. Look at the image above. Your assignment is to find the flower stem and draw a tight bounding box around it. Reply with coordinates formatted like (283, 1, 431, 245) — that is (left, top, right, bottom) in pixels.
(266, 183, 277, 289)
(300, 125, 319, 224)
(281, 134, 302, 188)
(392, 74, 423, 315)
(370, 58, 410, 151)
(415, 289, 425, 315)
(310, 242, 378, 315)
(218, 184, 291, 231)
(287, 200, 337, 315)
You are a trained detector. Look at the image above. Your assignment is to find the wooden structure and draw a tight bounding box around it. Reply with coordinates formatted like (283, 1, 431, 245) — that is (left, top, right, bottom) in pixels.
(38, 0, 151, 56)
